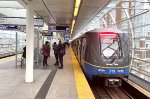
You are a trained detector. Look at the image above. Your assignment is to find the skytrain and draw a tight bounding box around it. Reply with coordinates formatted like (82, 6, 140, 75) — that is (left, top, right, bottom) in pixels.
(72, 28, 131, 86)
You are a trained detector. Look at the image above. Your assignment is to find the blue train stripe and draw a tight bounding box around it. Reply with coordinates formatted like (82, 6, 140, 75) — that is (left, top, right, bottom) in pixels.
(82, 62, 129, 79)
(83, 60, 129, 68)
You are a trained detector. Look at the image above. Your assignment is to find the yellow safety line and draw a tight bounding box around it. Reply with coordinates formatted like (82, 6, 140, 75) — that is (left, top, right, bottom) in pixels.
(84, 60, 129, 68)
(70, 47, 95, 99)
(0, 54, 22, 61)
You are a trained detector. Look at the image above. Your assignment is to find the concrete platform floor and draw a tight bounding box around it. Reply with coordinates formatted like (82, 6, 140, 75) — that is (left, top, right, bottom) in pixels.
(0, 49, 78, 99)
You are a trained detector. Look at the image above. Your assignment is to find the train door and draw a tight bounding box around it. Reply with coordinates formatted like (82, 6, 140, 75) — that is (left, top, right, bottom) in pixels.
(80, 38, 83, 63)
(81, 37, 87, 66)
(77, 39, 81, 62)
(75, 40, 78, 55)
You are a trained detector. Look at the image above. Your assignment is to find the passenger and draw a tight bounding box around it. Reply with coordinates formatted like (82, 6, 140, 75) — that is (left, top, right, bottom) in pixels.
(22, 46, 26, 59)
(63, 42, 66, 50)
(53, 42, 59, 65)
(57, 41, 65, 69)
(42, 41, 50, 67)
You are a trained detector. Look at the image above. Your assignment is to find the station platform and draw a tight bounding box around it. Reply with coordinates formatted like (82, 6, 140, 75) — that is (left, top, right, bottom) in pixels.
(0, 47, 149, 99)
(0, 47, 94, 99)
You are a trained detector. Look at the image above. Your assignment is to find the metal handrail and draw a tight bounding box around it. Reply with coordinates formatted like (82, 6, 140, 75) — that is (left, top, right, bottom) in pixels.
(133, 58, 150, 63)
(130, 67, 150, 78)
(130, 58, 150, 82)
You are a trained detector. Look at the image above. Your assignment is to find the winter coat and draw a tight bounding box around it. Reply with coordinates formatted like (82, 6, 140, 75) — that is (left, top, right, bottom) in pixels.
(42, 44, 50, 57)
(53, 44, 58, 54)
(58, 43, 65, 55)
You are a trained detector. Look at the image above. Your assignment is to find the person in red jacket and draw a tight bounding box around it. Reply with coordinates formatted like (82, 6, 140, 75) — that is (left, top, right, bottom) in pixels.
(42, 41, 50, 67)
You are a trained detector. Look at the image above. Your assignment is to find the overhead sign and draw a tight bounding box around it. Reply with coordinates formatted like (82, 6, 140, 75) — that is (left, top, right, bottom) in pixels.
(56, 26, 69, 30)
(48, 30, 69, 32)
(0, 26, 21, 30)
(48, 25, 69, 32)
(0, 17, 44, 27)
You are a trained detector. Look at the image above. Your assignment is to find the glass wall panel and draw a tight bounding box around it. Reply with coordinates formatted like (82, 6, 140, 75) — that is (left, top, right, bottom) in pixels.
(84, 0, 150, 82)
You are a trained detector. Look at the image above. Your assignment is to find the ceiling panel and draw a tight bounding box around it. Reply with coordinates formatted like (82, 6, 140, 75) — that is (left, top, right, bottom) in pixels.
(22, 0, 74, 26)
(44, 0, 73, 6)
(79, 6, 99, 14)
(17, 0, 111, 38)
(31, 4, 46, 11)
(82, 0, 109, 7)
(47, 5, 73, 13)
(78, 12, 95, 19)
(72, 0, 111, 38)
(51, 12, 72, 18)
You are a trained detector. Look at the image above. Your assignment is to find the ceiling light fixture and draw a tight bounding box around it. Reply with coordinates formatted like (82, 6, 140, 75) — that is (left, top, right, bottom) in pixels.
(70, 0, 81, 37)
(74, 8, 78, 16)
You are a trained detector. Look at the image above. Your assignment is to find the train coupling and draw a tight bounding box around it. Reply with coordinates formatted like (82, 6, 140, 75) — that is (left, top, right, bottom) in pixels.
(105, 78, 122, 87)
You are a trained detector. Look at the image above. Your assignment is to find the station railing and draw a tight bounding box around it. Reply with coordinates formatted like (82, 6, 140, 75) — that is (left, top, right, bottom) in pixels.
(130, 58, 150, 83)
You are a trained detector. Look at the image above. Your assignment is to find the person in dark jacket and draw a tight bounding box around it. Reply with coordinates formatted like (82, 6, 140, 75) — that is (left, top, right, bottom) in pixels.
(57, 41, 65, 69)
(53, 42, 59, 65)
(22, 46, 26, 59)
(42, 41, 50, 67)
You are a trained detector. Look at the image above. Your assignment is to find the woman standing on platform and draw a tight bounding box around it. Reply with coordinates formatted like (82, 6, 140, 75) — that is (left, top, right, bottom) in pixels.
(42, 41, 50, 67)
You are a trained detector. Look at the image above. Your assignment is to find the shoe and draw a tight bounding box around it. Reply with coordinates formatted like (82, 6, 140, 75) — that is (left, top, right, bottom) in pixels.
(46, 64, 49, 66)
(58, 66, 63, 69)
(43, 66, 46, 69)
(54, 63, 59, 66)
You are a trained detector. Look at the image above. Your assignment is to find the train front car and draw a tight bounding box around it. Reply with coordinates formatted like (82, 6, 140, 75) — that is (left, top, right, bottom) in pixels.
(84, 28, 131, 87)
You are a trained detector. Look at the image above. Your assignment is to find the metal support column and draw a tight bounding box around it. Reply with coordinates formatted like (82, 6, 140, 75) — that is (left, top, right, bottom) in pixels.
(37, 27, 40, 65)
(15, 32, 18, 68)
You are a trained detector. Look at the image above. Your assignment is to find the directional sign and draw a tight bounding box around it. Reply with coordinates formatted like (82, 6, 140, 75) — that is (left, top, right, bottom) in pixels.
(0, 17, 44, 27)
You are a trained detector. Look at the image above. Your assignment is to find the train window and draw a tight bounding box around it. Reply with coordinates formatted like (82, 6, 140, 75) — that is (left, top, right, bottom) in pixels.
(100, 32, 122, 59)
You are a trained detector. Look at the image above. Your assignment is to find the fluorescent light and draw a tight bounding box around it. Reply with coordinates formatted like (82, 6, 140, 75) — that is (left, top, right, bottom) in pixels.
(74, 0, 81, 16)
(75, 0, 81, 8)
(72, 20, 75, 27)
(71, 0, 81, 37)
(74, 7, 79, 16)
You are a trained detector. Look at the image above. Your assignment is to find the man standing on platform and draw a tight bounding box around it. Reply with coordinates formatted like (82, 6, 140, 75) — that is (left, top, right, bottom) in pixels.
(53, 42, 59, 65)
(57, 41, 65, 69)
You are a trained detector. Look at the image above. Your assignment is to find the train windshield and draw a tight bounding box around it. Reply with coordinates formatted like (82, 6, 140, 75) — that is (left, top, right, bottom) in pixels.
(100, 32, 122, 59)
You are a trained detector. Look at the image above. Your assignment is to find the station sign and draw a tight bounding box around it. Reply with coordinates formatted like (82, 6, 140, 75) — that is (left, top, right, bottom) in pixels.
(0, 17, 44, 27)
(0, 26, 21, 30)
(48, 26, 69, 32)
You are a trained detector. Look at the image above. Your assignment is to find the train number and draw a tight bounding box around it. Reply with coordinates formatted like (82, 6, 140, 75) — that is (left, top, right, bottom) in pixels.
(109, 70, 116, 73)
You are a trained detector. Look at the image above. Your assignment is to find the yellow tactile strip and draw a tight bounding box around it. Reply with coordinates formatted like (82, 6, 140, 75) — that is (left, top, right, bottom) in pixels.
(0, 54, 22, 61)
(70, 47, 95, 99)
